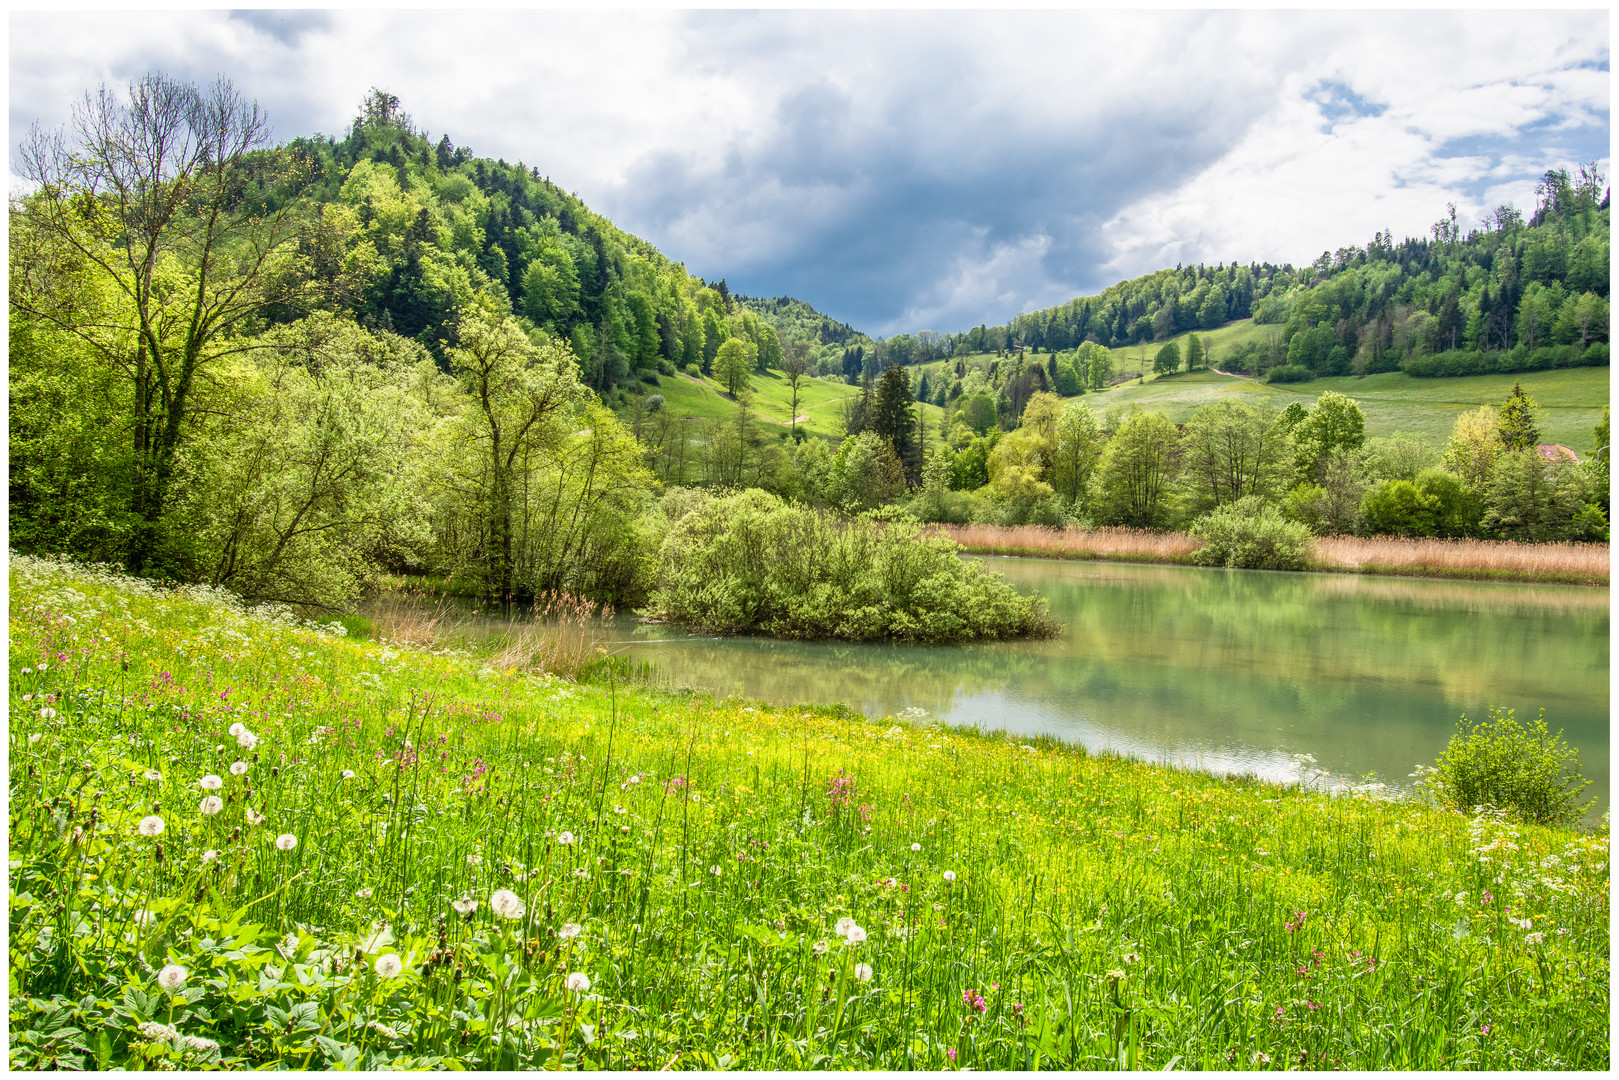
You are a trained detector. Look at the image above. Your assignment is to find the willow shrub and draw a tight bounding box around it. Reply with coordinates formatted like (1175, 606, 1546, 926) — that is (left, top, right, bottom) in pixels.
(1188, 496, 1315, 570)
(1426, 707, 1595, 827)
(642, 489, 1057, 642)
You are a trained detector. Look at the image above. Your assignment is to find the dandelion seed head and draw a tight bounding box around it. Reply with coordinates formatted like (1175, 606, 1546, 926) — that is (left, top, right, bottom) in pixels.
(228, 723, 246, 737)
(274, 833, 298, 851)
(943, 870, 956, 883)
(846, 925, 867, 945)
(156, 964, 187, 993)
(452, 897, 477, 917)
(143, 770, 162, 782)
(201, 849, 219, 864)
(835, 917, 856, 938)
(356, 887, 374, 899)
(490, 888, 525, 920)
(199, 774, 223, 791)
(237, 732, 258, 750)
(374, 953, 403, 979)
(199, 795, 224, 815)
(565, 972, 591, 992)
(138, 815, 165, 837)
(341, 770, 355, 779)
(556, 830, 574, 846)
(229, 761, 248, 776)
(911, 843, 921, 851)
(854, 962, 873, 982)
(559, 922, 583, 939)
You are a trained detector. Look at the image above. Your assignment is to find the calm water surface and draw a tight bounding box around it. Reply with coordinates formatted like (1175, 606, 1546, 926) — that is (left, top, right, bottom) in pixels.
(613, 559, 1610, 814)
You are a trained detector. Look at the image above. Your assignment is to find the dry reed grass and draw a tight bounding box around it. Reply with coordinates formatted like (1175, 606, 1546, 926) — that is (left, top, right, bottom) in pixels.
(932, 524, 1609, 583)
(933, 524, 1201, 560)
(366, 589, 617, 679)
(1314, 535, 1610, 581)
(483, 592, 615, 680)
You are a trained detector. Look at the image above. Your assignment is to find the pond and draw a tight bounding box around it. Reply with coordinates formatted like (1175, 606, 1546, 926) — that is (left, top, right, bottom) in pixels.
(610, 559, 1610, 816)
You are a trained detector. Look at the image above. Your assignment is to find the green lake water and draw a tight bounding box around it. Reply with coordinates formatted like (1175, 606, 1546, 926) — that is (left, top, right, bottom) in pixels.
(614, 559, 1610, 815)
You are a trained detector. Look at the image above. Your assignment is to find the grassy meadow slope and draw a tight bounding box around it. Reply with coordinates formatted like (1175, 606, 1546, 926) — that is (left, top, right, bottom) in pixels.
(920, 334, 1606, 450)
(633, 368, 950, 446)
(8, 555, 1609, 1070)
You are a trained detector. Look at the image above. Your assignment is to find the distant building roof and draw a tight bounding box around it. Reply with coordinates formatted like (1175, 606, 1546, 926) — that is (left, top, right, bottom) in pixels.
(1536, 443, 1578, 463)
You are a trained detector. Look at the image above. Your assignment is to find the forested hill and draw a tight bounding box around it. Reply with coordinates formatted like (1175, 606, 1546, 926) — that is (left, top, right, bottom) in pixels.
(264, 91, 791, 387)
(933, 166, 1608, 380)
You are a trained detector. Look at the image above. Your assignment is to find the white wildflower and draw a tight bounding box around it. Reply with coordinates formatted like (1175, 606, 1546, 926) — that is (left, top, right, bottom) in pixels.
(138, 815, 165, 837)
(156, 964, 187, 993)
(274, 833, 297, 851)
(854, 962, 873, 982)
(199, 795, 224, 815)
(943, 870, 956, 883)
(229, 761, 248, 776)
(565, 972, 591, 992)
(199, 774, 223, 791)
(557, 830, 575, 846)
(559, 922, 583, 939)
(374, 953, 403, 979)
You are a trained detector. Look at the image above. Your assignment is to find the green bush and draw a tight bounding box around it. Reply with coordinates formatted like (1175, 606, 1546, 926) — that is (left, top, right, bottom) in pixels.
(1422, 707, 1594, 826)
(1265, 364, 1314, 384)
(642, 489, 1057, 642)
(1188, 496, 1315, 570)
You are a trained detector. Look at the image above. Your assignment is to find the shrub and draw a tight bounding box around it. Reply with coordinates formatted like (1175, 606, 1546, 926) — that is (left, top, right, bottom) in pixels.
(642, 489, 1058, 642)
(1188, 496, 1314, 570)
(1266, 364, 1314, 384)
(1421, 707, 1593, 826)
(684, 362, 702, 378)
(1360, 479, 1439, 537)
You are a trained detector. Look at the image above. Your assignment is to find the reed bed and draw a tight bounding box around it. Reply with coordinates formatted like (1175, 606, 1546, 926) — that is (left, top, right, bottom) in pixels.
(364, 589, 616, 680)
(1315, 535, 1610, 582)
(934, 524, 1609, 584)
(934, 524, 1200, 561)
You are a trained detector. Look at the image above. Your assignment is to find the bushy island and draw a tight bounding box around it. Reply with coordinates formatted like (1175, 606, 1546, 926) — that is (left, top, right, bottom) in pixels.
(9, 555, 1608, 1070)
(643, 489, 1057, 642)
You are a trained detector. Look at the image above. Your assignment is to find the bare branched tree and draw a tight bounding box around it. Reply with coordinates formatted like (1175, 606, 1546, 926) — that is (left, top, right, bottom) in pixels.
(13, 72, 306, 572)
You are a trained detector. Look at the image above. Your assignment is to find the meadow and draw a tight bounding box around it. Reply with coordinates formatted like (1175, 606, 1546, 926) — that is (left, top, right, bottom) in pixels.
(8, 554, 1609, 1070)
(631, 368, 948, 446)
(923, 339, 1607, 450)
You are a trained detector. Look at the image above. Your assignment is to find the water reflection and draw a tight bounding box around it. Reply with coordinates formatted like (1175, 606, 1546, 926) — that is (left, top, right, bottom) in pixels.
(618, 559, 1610, 815)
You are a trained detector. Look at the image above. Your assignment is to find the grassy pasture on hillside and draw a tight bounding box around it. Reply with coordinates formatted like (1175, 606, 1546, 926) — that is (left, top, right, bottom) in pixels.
(1086, 367, 1608, 450)
(918, 325, 1605, 450)
(8, 555, 1609, 1070)
(630, 370, 948, 446)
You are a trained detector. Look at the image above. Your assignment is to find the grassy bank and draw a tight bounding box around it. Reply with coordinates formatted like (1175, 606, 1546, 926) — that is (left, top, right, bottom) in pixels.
(935, 524, 1610, 586)
(8, 554, 1609, 1070)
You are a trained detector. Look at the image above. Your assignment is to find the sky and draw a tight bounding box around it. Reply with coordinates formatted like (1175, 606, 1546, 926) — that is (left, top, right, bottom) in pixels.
(9, 8, 1611, 338)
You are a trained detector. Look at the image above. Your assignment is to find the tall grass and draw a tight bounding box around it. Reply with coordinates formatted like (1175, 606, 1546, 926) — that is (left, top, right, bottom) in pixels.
(8, 554, 1609, 1070)
(935, 524, 1609, 584)
(362, 588, 615, 681)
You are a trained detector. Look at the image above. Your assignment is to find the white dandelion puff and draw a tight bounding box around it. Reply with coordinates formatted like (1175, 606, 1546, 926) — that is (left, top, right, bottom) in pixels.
(943, 870, 956, 883)
(237, 731, 259, 750)
(559, 922, 583, 939)
(201, 849, 219, 864)
(556, 830, 575, 846)
(199, 774, 223, 791)
(138, 815, 165, 837)
(143, 770, 162, 782)
(356, 887, 374, 900)
(342, 770, 355, 780)
(835, 917, 856, 938)
(854, 963, 873, 982)
(452, 897, 477, 917)
(911, 843, 921, 852)
(846, 925, 868, 945)
(245, 808, 266, 826)
(228, 723, 246, 737)
(229, 761, 248, 776)
(156, 964, 187, 993)
(565, 972, 591, 992)
(199, 795, 224, 815)
(490, 888, 525, 920)
(274, 833, 298, 851)
(375, 953, 403, 979)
